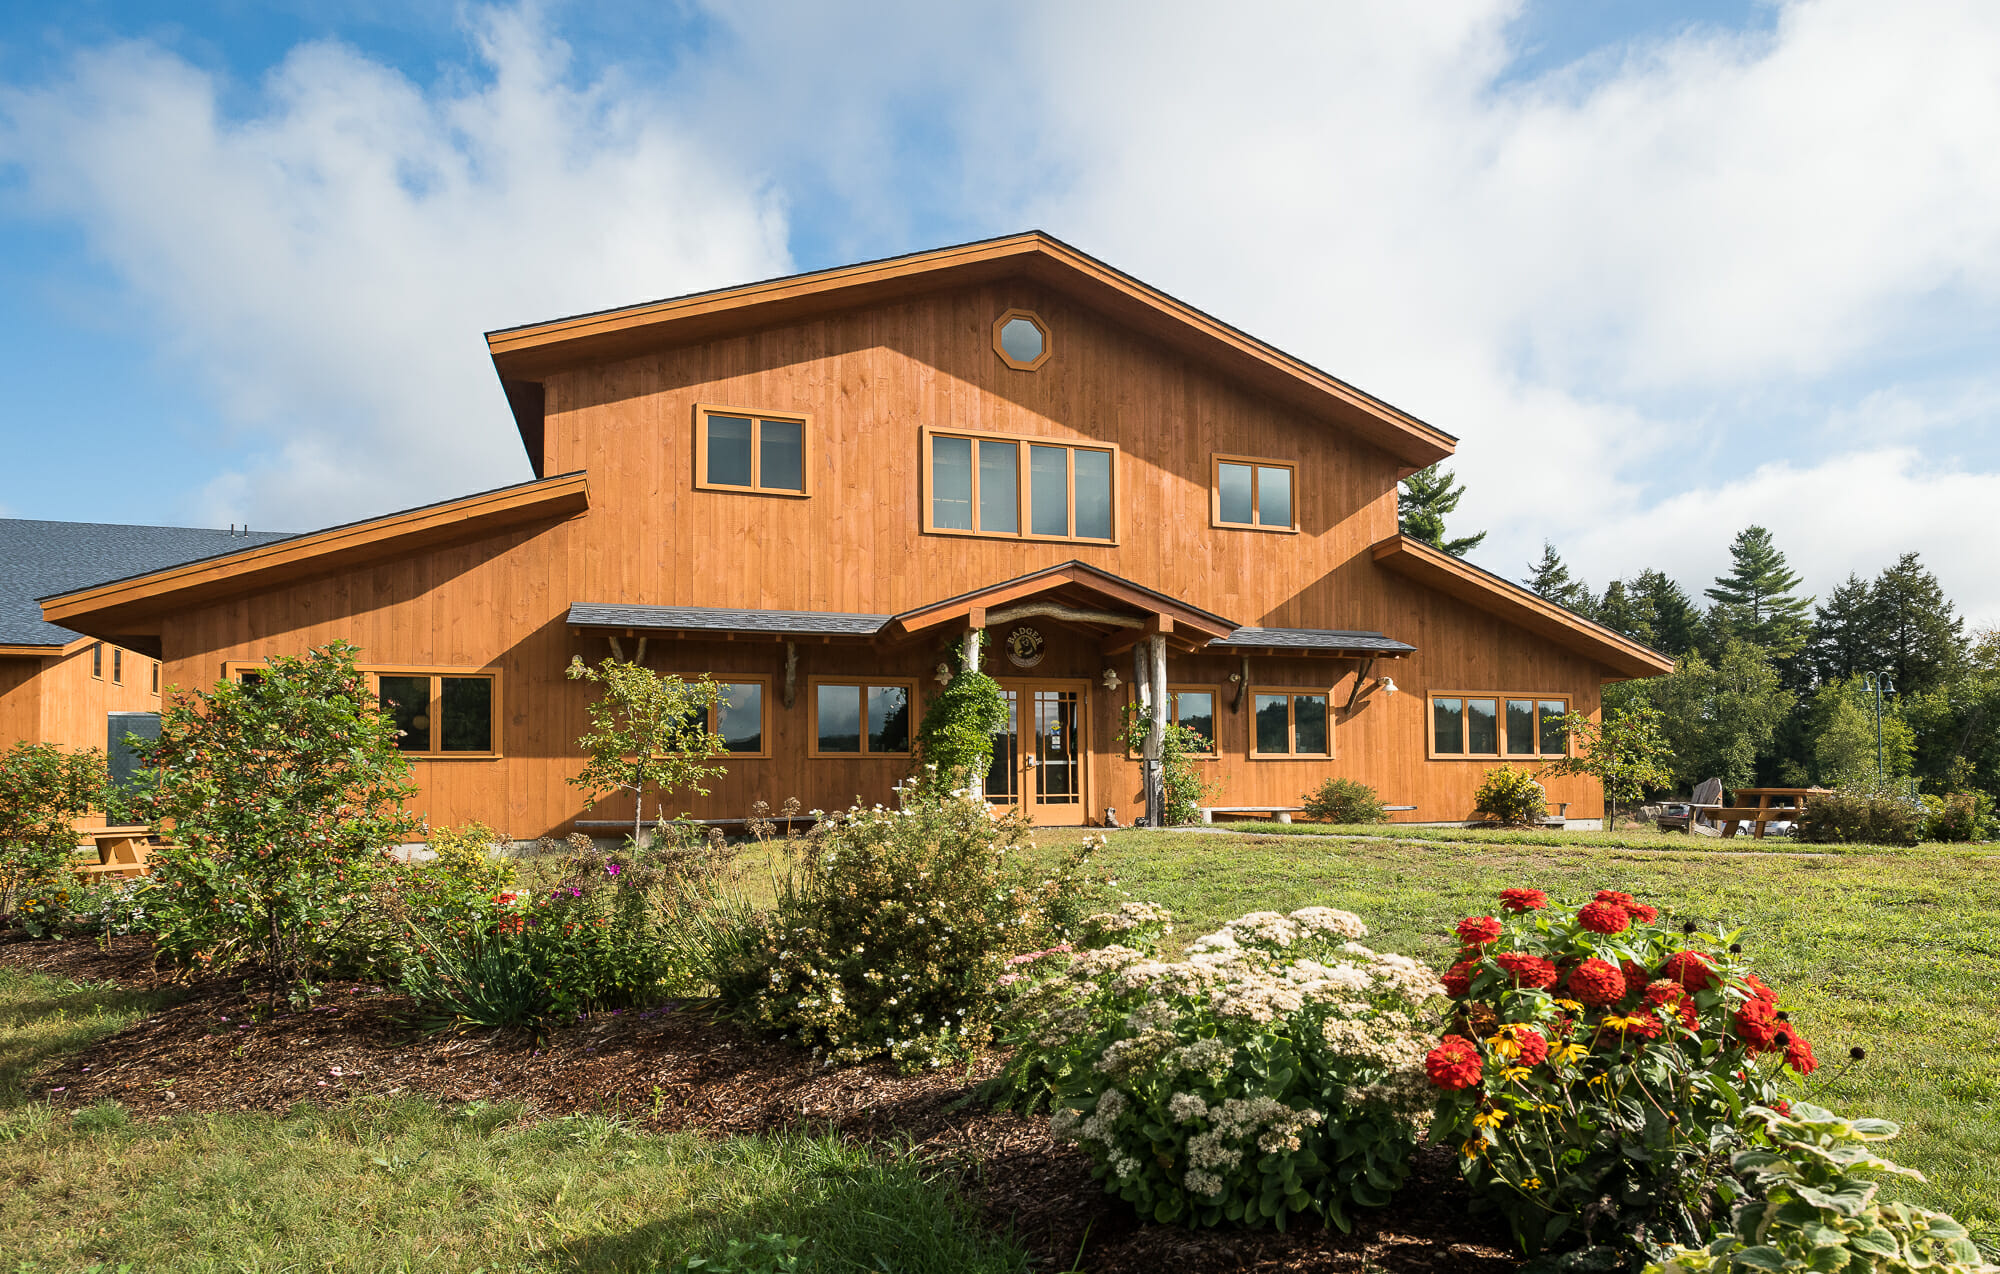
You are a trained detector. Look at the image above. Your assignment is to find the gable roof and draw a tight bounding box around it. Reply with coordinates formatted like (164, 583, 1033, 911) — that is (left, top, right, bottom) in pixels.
(486, 231, 1457, 477)
(1, 519, 292, 650)
(1370, 535, 1675, 680)
(883, 560, 1239, 652)
(38, 473, 591, 648)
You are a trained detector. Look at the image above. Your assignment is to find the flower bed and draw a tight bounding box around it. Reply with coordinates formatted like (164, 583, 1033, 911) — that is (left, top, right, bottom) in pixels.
(993, 903, 1441, 1232)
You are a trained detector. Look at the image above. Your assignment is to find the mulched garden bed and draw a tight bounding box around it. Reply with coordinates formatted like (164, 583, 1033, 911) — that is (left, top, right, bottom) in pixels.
(1, 933, 1517, 1273)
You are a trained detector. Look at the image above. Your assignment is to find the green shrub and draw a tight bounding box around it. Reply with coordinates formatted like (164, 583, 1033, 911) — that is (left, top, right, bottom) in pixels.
(1116, 707, 1221, 826)
(1472, 765, 1547, 826)
(1920, 791, 1982, 843)
(991, 903, 1439, 1232)
(1647, 1103, 1988, 1274)
(1797, 784, 1924, 845)
(916, 654, 1009, 788)
(1428, 887, 1820, 1263)
(1302, 777, 1386, 824)
(715, 786, 1105, 1070)
(0, 741, 108, 935)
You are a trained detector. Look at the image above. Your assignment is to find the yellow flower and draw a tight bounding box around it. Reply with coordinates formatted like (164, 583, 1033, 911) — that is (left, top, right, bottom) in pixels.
(1473, 1108, 1509, 1129)
(1554, 998, 1584, 1013)
(1521, 1175, 1544, 1191)
(1462, 1138, 1485, 1159)
(1490, 1035, 1523, 1060)
(1500, 1065, 1534, 1083)
(1551, 1043, 1587, 1066)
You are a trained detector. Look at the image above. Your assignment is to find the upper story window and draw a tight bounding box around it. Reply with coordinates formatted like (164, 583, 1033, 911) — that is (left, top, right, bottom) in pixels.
(992, 309, 1051, 370)
(923, 427, 1116, 543)
(1212, 454, 1296, 532)
(112, 648, 123, 684)
(695, 405, 810, 497)
(90, 642, 103, 679)
(1430, 693, 1569, 759)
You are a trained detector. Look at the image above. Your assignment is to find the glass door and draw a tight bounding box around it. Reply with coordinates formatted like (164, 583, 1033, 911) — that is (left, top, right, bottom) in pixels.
(986, 681, 1087, 825)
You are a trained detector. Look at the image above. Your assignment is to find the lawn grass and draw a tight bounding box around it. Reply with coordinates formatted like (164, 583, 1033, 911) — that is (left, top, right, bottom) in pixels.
(1030, 825, 2000, 1235)
(0, 969, 1028, 1274)
(1207, 820, 1934, 855)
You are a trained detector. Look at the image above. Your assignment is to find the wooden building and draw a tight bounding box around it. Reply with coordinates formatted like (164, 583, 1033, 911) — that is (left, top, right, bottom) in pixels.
(40, 233, 1671, 836)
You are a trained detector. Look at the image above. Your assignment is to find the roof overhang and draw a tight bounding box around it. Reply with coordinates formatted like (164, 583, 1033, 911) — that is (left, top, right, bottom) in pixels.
(486, 232, 1456, 476)
(568, 603, 889, 643)
(1370, 535, 1674, 681)
(885, 560, 1238, 654)
(40, 472, 591, 647)
(1210, 628, 1415, 658)
(0, 635, 96, 659)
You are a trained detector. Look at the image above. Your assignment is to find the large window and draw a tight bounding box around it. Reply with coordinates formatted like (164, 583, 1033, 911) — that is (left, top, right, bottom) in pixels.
(1430, 693, 1569, 759)
(1212, 454, 1296, 531)
(224, 662, 502, 758)
(701, 678, 769, 757)
(695, 405, 810, 497)
(1251, 688, 1332, 758)
(923, 428, 1116, 543)
(1126, 686, 1220, 757)
(809, 679, 914, 757)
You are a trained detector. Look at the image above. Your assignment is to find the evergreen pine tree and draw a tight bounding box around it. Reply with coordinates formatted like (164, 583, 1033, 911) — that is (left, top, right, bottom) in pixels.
(1524, 541, 1595, 617)
(1398, 463, 1487, 557)
(1866, 552, 1965, 697)
(1805, 573, 1877, 687)
(1704, 525, 1813, 657)
(1630, 569, 1702, 656)
(1595, 579, 1658, 647)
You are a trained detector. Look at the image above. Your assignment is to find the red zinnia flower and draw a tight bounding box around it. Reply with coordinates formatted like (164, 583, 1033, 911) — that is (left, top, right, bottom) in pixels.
(1456, 915, 1504, 945)
(1594, 890, 1638, 909)
(1499, 888, 1548, 914)
(1661, 951, 1719, 992)
(1741, 974, 1779, 1007)
(1513, 1026, 1549, 1067)
(1773, 1098, 1793, 1116)
(1594, 1010, 1664, 1044)
(1425, 1036, 1484, 1090)
(1644, 981, 1699, 1030)
(1442, 960, 1476, 998)
(1493, 951, 1558, 990)
(1620, 961, 1653, 997)
(1783, 1030, 1818, 1075)
(1566, 958, 1626, 1006)
(1734, 998, 1780, 1051)
(1577, 901, 1631, 935)
(1629, 904, 1659, 924)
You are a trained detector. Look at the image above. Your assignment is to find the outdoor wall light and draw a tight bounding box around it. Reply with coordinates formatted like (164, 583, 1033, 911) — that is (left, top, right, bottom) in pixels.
(1379, 677, 1398, 696)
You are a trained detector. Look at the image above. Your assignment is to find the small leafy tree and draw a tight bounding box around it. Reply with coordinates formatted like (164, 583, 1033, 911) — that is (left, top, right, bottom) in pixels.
(0, 742, 107, 928)
(134, 641, 420, 1001)
(1118, 705, 1219, 826)
(916, 658, 1009, 790)
(1543, 701, 1674, 830)
(565, 657, 729, 840)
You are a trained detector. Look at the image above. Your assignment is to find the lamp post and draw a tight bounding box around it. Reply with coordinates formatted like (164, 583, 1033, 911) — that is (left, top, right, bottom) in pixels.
(1862, 671, 1894, 780)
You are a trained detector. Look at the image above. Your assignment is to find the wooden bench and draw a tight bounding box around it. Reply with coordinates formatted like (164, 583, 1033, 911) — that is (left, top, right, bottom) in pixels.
(71, 826, 161, 879)
(1200, 806, 1304, 825)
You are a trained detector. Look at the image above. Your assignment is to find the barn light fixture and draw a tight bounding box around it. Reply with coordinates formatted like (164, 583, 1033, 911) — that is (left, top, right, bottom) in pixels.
(1379, 677, 1398, 696)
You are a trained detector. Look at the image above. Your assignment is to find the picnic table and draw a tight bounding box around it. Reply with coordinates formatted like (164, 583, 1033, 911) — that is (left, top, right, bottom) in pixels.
(71, 826, 163, 879)
(1692, 786, 1831, 840)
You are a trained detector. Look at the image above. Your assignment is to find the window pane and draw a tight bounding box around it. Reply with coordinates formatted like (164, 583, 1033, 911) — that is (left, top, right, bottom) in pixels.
(1030, 445, 1068, 537)
(1254, 694, 1290, 753)
(931, 435, 973, 529)
(978, 440, 1018, 533)
(1175, 691, 1215, 751)
(717, 682, 763, 753)
(440, 677, 493, 752)
(868, 685, 911, 753)
(379, 675, 431, 752)
(999, 316, 1044, 363)
(1433, 697, 1464, 753)
(1218, 462, 1253, 524)
(1506, 699, 1536, 755)
(816, 684, 861, 753)
(1257, 465, 1292, 528)
(1074, 449, 1113, 539)
(759, 418, 804, 492)
(1539, 700, 1568, 755)
(706, 415, 754, 487)
(1293, 694, 1328, 754)
(1467, 698, 1499, 754)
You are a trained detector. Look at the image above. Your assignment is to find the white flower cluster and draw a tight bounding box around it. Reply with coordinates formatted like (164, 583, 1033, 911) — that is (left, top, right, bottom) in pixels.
(1085, 900, 1175, 934)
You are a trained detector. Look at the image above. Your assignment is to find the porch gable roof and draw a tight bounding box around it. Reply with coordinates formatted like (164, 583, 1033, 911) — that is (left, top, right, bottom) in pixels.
(882, 561, 1238, 651)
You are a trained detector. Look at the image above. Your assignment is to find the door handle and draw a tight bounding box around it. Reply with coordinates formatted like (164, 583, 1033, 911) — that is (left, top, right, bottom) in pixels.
(1026, 757, 1040, 767)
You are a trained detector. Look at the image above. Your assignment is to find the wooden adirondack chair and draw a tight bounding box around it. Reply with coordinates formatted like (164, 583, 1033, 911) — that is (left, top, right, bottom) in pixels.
(1656, 778, 1724, 835)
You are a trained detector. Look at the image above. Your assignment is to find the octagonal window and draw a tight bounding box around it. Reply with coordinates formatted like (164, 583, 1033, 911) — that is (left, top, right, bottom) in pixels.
(992, 309, 1051, 370)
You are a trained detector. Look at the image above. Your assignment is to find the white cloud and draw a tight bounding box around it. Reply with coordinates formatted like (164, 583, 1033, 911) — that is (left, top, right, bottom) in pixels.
(0, 6, 789, 529)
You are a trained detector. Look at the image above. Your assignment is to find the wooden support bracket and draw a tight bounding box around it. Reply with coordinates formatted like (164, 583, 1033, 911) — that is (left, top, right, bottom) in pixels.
(1343, 658, 1377, 712)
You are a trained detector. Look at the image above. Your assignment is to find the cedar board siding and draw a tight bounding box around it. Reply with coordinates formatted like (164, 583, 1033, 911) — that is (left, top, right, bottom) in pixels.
(146, 280, 1611, 835)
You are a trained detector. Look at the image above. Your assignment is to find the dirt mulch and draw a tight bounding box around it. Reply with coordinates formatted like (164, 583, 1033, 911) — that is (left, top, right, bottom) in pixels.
(1, 934, 1516, 1273)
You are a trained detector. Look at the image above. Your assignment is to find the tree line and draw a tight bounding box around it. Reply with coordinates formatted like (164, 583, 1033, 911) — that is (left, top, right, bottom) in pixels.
(1400, 464, 1995, 800)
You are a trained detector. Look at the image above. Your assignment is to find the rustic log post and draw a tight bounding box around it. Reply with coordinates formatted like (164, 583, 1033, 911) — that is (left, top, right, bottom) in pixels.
(964, 625, 985, 799)
(1146, 634, 1168, 826)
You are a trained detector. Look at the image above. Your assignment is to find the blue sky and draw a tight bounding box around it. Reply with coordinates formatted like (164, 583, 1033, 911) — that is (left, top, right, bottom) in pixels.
(2, 0, 1997, 625)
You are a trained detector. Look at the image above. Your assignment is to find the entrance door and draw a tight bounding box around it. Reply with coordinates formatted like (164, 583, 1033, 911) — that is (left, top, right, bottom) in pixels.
(984, 680, 1089, 826)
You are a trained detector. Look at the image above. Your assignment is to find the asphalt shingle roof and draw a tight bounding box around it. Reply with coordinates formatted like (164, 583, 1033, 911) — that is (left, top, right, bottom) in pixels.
(1, 519, 294, 647)
(1209, 627, 1416, 654)
(566, 603, 892, 638)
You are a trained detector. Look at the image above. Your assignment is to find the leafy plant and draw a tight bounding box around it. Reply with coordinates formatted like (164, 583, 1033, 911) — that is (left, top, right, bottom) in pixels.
(1301, 777, 1386, 824)
(1428, 888, 1821, 1262)
(0, 741, 107, 933)
(992, 904, 1440, 1232)
(1647, 1102, 1990, 1274)
(1472, 765, 1548, 826)
(1544, 700, 1675, 830)
(565, 657, 729, 841)
(671, 1231, 806, 1273)
(1919, 791, 1981, 843)
(131, 641, 420, 1003)
(1118, 705, 1220, 826)
(714, 785, 1105, 1070)
(916, 657, 1009, 789)
(1797, 784, 1924, 846)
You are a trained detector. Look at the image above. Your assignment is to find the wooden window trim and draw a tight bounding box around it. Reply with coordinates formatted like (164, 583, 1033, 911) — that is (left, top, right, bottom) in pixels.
(992, 308, 1052, 371)
(1126, 684, 1222, 759)
(221, 661, 505, 760)
(806, 676, 917, 759)
(151, 661, 159, 693)
(1211, 453, 1299, 533)
(920, 425, 1120, 545)
(112, 648, 123, 685)
(90, 642, 103, 680)
(692, 404, 814, 498)
(1426, 690, 1572, 761)
(1247, 686, 1334, 759)
(703, 673, 774, 760)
